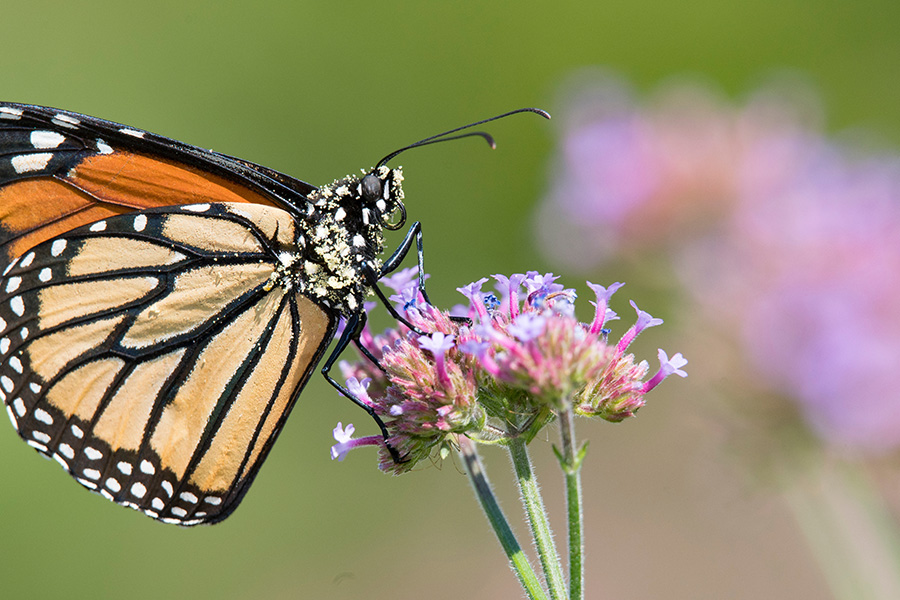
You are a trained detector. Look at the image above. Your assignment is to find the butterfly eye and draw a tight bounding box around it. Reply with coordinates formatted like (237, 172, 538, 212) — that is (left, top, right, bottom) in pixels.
(361, 174, 382, 202)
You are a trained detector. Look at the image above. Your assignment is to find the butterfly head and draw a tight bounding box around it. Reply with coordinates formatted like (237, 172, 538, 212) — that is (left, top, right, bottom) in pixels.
(296, 166, 406, 315)
(359, 165, 406, 231)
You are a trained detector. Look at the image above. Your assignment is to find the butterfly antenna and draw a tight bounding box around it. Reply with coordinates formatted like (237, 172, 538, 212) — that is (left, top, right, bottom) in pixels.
(376, 107, 550, 167)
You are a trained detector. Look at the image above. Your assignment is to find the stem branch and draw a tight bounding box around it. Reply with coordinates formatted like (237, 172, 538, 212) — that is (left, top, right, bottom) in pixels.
(509, 436, 567, 600)
(556, 408, 585, 600)
(458, 436, 549, 600)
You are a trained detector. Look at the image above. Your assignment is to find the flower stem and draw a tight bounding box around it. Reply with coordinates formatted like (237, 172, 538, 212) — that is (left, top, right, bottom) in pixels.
(509, 436, 568, 600)
(458, 436, 549, 600)
(555, 407, 585, 600)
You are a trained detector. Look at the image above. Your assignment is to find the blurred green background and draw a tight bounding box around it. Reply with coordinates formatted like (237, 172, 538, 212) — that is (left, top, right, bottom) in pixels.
(2, 1, 899, 599)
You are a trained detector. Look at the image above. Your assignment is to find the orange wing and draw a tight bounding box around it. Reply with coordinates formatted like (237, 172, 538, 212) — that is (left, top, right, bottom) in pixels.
(0, 103, 314, 266)
(0, 104, 337, 525)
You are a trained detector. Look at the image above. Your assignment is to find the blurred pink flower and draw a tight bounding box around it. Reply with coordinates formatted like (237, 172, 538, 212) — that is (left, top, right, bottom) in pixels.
(695, 148, 900, 452)
(537, 72, 900, 453)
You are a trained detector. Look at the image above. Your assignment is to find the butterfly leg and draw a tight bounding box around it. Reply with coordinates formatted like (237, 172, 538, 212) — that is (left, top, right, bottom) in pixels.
(321, 311, 403, 463)
(370, 220, 469, 325)
(361, 220, 429, 333)
(378, 219, 433, 303)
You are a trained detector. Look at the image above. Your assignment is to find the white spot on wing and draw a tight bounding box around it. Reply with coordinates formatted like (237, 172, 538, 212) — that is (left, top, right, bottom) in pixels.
(151, 497, 165, 510)
(117, 461, 133, 475)
(161, 480, 174, 497)
(10, 296, 24, 317)
(119, 128, 145, 138)
(180, 492, 198, 504)
(19, 252, 35, 268)
(83, 468, 101, 480)
(171, 507, 187, 517)
(5, 276, 20, 293)
(181, 204, 210, 213)
(84, 446, 103, 460)
(59, 443, 75, 459)
(89, 221, 107, 232)
(140, 459, 155, 475)
(38, 268, 52, 282)
(50, 239, 67, 257)
(131, 482, 146, 498)
(34, 408, 52, 425)
(96, 139, 113, 154)
(52, 114, 80, 128)
(53, 454, 69, 470)
(1, 375, 14, 393)
(12, 397, 25, 416)
(30, 130, 66, 149)
(105, 478, 121, 493)
(134, 214, 147, 231)
(32, 431, 51, 443)
(9, 356, 22, 373)
(0, 107, 23, 120)
(71, 424, 84, 438)
(11, 153, 53, 174)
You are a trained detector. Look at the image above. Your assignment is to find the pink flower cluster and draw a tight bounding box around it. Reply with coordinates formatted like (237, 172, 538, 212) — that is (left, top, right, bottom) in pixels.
(332, 269, 687, 472)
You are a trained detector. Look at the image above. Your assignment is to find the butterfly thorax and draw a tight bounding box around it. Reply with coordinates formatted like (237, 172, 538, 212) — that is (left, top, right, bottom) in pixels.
(272, 165, 405, 315)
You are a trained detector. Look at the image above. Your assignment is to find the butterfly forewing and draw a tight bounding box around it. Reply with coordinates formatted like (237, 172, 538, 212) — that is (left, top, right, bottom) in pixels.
(0, 103, 312, 270)
(0, 203, 335, 524)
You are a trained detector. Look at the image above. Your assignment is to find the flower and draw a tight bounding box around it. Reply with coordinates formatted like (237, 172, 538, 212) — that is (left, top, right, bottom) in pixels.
(693, 150, 900, 452)
(332, 271, 686, 472)
(330, 421, 381, 461)
(644, 349, 689, 393)
(536, 73, 822, 270)
(330, 422, 355, 461)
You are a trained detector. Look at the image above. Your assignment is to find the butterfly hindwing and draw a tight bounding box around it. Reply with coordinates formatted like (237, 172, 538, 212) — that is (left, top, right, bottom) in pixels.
(0, 202, 336, 524)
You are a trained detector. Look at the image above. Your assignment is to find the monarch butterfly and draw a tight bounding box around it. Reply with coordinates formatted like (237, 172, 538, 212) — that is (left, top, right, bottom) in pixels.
(0, 102, 548, 525)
